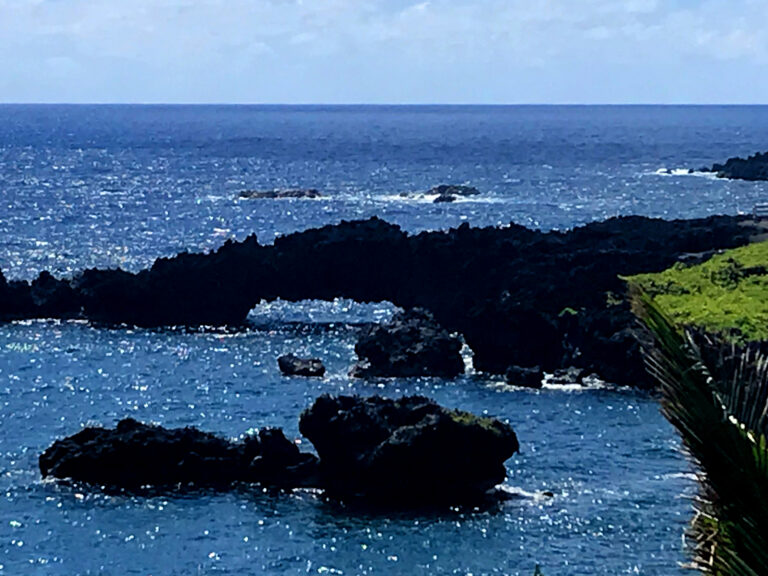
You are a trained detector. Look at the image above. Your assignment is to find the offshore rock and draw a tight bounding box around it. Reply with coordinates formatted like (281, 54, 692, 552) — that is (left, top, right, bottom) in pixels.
(430, 184, 480, 203)
(239, 188, 321, 199)
(39, 419, 319, 489)
(351, 308, 464, 378)
(429, 184, 481, 197)
(706, 151, 768, 181)
(299, 394, 519, 504)
(278, 354, 326, 377)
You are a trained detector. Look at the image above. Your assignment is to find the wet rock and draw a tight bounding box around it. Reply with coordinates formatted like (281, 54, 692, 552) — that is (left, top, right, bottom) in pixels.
(429, 184, 481, 197)
(299, 394, 519, 504)
(278, 354, 326, 377)
(705, 151, 768, 181)
(504, 365, 543, 389)
(433, 193, 457, 203)
(239, 188, 321, 199)
(548, 366, 587, 386)
(39, 418, 319, 490)
(351, 308, 464, 378)
(30, 271, 80, 318)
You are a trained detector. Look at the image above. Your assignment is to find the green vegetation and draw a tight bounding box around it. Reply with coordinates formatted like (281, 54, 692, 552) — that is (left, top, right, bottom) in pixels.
(629, 241, 768, 341)
(632, 288, 768, 575)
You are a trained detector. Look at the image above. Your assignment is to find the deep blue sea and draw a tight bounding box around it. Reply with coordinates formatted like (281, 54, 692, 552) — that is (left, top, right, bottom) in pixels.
(1, 105, 768, 575)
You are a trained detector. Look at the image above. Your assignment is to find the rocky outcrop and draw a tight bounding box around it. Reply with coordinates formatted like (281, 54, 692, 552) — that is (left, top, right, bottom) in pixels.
(704, 152, 768, 181)
(40, 395, 518, 506)
(278, 354, 326, 377)
(0, 215, 758, 387)
(351, 308, 464, 378)
(299, 394, 519, 504)
(430, 184, 480, 203)
(39, 418, 319, 490)
(239, 188, 321, 199)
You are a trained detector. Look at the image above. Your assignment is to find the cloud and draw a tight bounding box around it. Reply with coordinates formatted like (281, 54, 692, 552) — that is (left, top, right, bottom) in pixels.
(0, 0, 766, 102)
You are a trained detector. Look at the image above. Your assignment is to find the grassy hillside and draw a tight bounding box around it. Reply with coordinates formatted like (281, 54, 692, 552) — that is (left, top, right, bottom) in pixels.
(628, 240, 768, 341)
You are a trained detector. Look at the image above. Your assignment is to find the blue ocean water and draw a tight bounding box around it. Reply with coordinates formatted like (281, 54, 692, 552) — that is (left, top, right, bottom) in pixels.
(1, 105, 767, 575)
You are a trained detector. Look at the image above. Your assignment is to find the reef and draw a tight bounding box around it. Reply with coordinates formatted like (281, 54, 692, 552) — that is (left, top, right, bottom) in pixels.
(1, 215, 759, 387)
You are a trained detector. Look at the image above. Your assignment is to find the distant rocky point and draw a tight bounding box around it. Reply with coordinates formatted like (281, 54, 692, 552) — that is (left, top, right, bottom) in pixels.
(702, 151, 768, 181)
(239, 188, 321, 199)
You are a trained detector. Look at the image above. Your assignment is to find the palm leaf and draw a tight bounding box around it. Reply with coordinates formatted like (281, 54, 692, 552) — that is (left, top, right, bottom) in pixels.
(630, 286, 768, 575)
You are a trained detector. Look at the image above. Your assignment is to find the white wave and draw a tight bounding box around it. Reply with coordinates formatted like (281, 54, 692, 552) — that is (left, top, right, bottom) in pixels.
(378, 193, 506, 205)
(652, 168, 719, 180)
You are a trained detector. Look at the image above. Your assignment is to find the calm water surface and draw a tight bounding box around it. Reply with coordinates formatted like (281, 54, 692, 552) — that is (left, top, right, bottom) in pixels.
(3, 105, 765, 574)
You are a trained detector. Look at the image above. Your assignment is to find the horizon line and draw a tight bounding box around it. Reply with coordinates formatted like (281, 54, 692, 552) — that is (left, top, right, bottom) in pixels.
(1, 102, 768, 107)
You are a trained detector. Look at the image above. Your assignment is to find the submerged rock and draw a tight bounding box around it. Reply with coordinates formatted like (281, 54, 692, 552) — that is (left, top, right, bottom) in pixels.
(299, 394, 519, 504)
(239, 188, 321, 199)
(278, 354, 326, 377)
(39, 418, 319, 489)
(351, 308, 464, 378)
(705, 151, 768, 181)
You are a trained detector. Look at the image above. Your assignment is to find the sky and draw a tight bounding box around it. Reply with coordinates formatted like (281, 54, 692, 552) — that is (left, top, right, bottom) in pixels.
(0, 0, 767, 104)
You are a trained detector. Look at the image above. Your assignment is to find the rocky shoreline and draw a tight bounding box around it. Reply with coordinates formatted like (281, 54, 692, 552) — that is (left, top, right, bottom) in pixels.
(701, 150, 768, 181)
(1, 215, 759, 387)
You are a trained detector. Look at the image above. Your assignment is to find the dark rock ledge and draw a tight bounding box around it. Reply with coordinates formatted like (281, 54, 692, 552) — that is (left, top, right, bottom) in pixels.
(1, 215, 759, 388)
(702, 151, 768, 181)
(40, 394, 518, 506)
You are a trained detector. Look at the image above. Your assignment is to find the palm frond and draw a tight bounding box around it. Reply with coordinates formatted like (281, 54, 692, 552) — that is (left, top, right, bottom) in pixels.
(630, 286, 768, 575)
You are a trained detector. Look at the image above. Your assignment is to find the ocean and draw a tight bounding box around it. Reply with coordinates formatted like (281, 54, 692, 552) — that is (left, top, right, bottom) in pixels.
(1, 105, 767, 575)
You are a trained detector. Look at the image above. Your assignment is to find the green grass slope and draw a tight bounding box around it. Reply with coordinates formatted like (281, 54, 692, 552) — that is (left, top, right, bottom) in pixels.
(629, 240, 768, 341)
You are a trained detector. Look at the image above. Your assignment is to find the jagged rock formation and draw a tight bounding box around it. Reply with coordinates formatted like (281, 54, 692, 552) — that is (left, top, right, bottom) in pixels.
(40, 395, 518, 505)
(1, 215, 758, 387)
(39, 418, 318, 489)
(298, 394, 519, 504)
(351, 308, 464, 378)
(703, 151, 768, 181)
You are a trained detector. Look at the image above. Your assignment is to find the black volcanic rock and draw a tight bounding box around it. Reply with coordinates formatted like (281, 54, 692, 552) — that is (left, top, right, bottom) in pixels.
(504, 365, 544, 389)
(351, 308, 464, 378)
(299, 394, 519, 504)
(39, 418, 319, 489)
(706, 151, 768, 181)
(0, 215, 759, 387)
(30, 271, 80, 318)
(278, 354, 326, 377)
(240, 188, 321, 199)
(429, 184, 480, 197)
(430, 184, 480, 204)
(433, 193, 457, 203)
